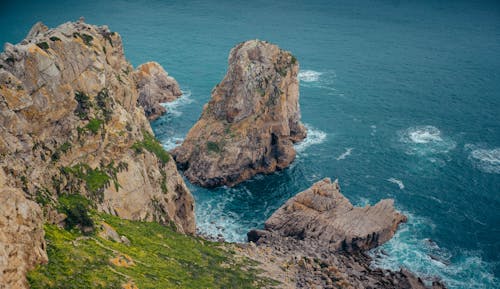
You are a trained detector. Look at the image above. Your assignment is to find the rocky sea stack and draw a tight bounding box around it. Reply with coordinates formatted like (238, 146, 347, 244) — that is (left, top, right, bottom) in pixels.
(172, 40, 307, 187)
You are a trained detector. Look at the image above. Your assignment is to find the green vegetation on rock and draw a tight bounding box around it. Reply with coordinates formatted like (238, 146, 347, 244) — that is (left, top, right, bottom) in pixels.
(132, 131, 170, 164)
(36, 42, 49, 50)
(206, 141, 221, 154)
(27, 213, 278, 289)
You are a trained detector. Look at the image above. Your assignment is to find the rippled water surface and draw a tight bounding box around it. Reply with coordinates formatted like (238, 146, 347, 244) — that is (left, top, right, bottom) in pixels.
(1, 1, 499, 287)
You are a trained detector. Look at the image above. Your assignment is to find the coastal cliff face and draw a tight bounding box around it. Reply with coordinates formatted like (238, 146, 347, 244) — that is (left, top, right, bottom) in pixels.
(172, 40, 306, 187)
(244, 179, 443, 288)
(0, 170, 47, 289)
(134, 61, 182, 120)
(0, 21, 195, 284)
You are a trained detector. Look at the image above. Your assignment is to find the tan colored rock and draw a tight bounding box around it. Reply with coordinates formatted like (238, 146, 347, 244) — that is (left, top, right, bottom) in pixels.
(0, 175, 48, 289)
(262, 178, 407, 252)
(172, 40, 306, 187)
(0, 21, 195, 231)
(134, 61, 182, 120)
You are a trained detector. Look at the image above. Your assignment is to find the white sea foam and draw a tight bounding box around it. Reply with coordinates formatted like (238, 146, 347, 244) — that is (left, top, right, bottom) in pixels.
(466, 145, 500, 174)
(160, 89, 193, 117)
(406, 125, 443, 144)
(294, 124, 327, 153)
(298, 70, 322, 82)
(162, 136, 184, 151)
(370, 213, 499, 289)
(336, 148, 353, 160)
(399, 126, 456, 157)
(387, 177, 405, 189)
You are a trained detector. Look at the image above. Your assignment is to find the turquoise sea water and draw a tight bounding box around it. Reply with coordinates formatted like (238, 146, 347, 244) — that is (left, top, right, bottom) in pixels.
(1, 1, 499, 288)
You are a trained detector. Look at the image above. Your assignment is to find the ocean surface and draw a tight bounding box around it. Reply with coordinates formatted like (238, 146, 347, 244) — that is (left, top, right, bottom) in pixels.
(1, 1, 499, 287)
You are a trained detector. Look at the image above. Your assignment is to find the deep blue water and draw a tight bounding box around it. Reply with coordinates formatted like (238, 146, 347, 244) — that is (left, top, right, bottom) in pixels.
(2, 1, 499, 288)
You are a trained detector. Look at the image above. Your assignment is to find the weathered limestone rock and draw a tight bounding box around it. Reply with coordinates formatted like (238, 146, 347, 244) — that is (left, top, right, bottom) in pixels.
(172, 40, 306, 187)
(0, 171, 48, 289)
(0, 21, 195, 231)
(134, 61, 182, 120)
(261, 178, 407, 252)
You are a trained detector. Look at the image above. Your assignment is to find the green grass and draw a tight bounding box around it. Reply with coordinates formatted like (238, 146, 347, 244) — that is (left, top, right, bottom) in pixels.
(132, 131, 170, 164)
(28, 213, 277, 289)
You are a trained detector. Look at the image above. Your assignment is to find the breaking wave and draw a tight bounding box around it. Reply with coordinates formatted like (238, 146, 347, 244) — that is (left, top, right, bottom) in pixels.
(398, 126, 456, 156)
(298, 70, 322, 82)
(160, 89, 193, 117)
(387, 177, 405, 189)
(370, 213, 499, 289)
(465, 145, 500, 174)
(294, 124, 327, 153)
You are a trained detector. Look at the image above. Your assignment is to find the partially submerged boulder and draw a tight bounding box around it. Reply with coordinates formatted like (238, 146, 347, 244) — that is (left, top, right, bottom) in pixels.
(172, 40, 306, 187)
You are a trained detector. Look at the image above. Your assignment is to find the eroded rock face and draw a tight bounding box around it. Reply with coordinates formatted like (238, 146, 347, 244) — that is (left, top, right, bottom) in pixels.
(134, 61, 182, 120)
(260, 178, 407, 252)
(243, 178, 441, 288)
(172, 40, 306, 187)
(0, 21, 195, 233)
(0, 170, 48, 289)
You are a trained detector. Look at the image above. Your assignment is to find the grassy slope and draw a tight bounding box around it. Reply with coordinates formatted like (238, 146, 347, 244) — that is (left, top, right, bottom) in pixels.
(28, 213, 277, 289)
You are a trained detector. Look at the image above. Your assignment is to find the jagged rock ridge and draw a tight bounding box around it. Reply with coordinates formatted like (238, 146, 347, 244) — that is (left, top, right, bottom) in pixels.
(172, 40, 306, 187)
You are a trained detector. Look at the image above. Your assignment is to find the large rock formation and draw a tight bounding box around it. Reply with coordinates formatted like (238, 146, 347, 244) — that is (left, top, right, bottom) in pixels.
(258, 178, 407, 252)
(0, 170, 48, 289)
(172, 40, 306, 187)
(243, 179, 443, 288)
(0, 21, 195, 231)
(134, 61, 182, 120)
(0, 20, 195, 287)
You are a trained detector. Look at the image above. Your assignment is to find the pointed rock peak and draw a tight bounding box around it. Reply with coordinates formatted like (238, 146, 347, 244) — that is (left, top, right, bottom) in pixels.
(26, 21, 49, 40)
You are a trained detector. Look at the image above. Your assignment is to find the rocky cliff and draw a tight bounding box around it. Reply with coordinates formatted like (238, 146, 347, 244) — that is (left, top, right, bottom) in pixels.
(172, 40, 306, 187)
(0, 20, 195, 287)
(0, 170, 47, 289)
(134, 61, 182, 120)
(244, 179, 444, 288)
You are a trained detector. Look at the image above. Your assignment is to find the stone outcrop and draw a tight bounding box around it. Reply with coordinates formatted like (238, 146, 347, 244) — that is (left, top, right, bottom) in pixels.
(0, 170, 48, 289)
(0, 20, 195, 287)
(134, 61, 182, 120)
(257, 178, 407, 252)
(0, 21, 195, 231)
(242, 178, 443, 288)
(172, 40, 306, 187)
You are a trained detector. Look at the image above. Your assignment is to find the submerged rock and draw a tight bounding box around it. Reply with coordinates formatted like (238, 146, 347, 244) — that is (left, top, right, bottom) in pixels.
(172, 40, 306, 187)
(134, 61, 182, 120)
